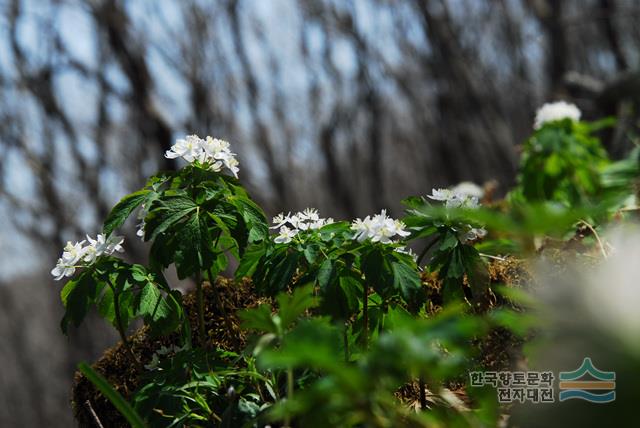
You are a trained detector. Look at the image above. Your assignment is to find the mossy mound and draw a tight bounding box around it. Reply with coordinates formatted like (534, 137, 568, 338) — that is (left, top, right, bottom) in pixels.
(71, 259, 530, 427)
(71, 278, 265, 427)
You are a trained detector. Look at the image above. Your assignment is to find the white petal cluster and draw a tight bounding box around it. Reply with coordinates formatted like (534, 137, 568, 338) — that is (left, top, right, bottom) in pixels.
(533, 101, 581, 130)
(165, 135, 240, 178)
(351, 209, 410, 244)
(428, 187, 480, 208)
(271, 208, 334, 244)
(451, 182, 484, 200)
(427, 186, 487, 244)
(51, 234, 124, 281)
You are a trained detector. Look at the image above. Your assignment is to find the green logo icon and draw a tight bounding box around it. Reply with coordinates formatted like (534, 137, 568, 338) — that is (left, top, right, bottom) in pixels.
(558, 358, 615, 403)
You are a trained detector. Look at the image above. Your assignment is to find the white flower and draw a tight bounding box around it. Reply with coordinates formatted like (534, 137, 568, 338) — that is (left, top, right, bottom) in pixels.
(310, 217, 333, 230)
(271, 213, 291, 229)
(270, 208, 334, 243)
(427, 188, 478, 208)
(51, 258, 77, 281)
(427, 188, 454, 202)
(83, 234, 124, 262)
(51, 240, 86, 281)
(299, 208, 320, 222)
(350, 210, 410, 244)
(533, 101, 581, 130)
(165, 135, 202, 162)
(289, 214, 310, 231)
(136, 221, 146, 240)
(351, 216, 374, 242)
(51, 235, 125, 281)
(61, 240, 86, 266)
(274, 226, 298, 244)
(165, 135, 240, 177)
(451, 182, 484, 200)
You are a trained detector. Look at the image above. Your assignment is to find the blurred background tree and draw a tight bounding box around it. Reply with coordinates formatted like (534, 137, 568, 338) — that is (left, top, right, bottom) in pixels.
(1, 0, 639, 425)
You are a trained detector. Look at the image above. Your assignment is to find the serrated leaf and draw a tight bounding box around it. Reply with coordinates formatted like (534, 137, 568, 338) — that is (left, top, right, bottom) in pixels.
(136, 282, 162, 317)
(277, 284, 316, 328)
(239, 304, 278, 334)
(321, 273, 362, 320)
(229, 196, 268, 244)
(235, 244, 266, 279)
(392, 261, 421, 302)
(103, 190, 151, 236)
(145, 196, 197, 242)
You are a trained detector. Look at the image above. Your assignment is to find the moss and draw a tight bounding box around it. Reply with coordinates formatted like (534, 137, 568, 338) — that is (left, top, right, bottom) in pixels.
(71, 277, 265, 427)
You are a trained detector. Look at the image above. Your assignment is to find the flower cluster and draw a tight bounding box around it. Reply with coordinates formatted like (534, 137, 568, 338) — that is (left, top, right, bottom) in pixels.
(428, 187, 480, 208)
(351, 209, 410, 244)
(165, 135, 240, 178)
(271, 208, 334, 244)
(426, 186, 487, 244)
(51, 234, 124, 281)
(533, 101, 581, 130)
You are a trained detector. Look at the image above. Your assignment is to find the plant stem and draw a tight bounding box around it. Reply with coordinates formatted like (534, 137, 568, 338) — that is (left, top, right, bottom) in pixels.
(362, 285, 369, 350)
(195, 272, 207, 347)
(419, 377, 427, 409)
(113, 289, 142, 372)
(284, 366, 294, 428)
(343, 322, 350, 362)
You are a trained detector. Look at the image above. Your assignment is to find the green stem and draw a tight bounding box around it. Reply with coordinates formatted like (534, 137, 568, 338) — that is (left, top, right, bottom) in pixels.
(284, 366, 294, 428)
(343, 322, 350, 362)
(113, 289, 142, 372)
(195, 272, 207, 347)
(362, 285, 369, 350)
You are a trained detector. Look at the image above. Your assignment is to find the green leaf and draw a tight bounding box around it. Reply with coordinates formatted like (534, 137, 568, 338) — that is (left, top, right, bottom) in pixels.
(235, 244, 266, 279)
(391, 261, 421, 302)
(321, 272, 362, 320)
(277, 284, 317, 328)
(173, 211, 208, 279)
(96, 285, 116, 325)
(239, 304, 278, 335)
(78, 362, 146, 428)
(229, 195, 268, 244)
(145, 195, 197, 242)
(317, 258, 335, 289)
(264, 250, 300, 294)
(103, 190, 150, 236)
(60, 270, 101, 335)
(361, 249, 394, 298)
(148, 291, 183, 337)
(136, 282, 162, 317)
(303, 244, 320, 265)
